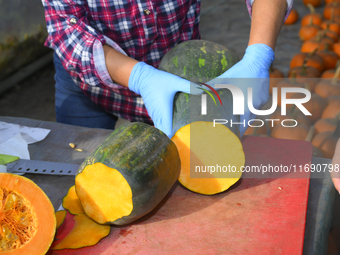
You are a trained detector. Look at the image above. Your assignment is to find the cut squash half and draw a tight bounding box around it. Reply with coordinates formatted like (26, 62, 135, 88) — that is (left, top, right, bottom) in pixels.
(172, 121, 245, 195)
(0, 173, 56, 254)
(75, 122, 181, 225)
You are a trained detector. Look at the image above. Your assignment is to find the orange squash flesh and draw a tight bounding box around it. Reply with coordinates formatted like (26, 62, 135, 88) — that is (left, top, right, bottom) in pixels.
(75, 162, 133, 224)
(0, 173, 56, 255)
(171, 121, 245, 195)
(53, 214, 110, 250)
(55, 210, 67, 229)
(62, 185, 85, 215)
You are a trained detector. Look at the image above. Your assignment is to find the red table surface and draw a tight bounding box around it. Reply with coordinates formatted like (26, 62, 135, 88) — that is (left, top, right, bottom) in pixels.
(48, 136, 312, 255)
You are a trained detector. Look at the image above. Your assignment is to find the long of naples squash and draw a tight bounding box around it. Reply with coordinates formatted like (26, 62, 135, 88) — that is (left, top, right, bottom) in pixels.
(161, 40, 245, 195)
(75, 122, 181, 225)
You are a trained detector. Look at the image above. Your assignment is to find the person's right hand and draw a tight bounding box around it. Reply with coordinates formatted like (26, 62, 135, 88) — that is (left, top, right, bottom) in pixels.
(128, 62, 191, 138)
(205, 44, 274, 136)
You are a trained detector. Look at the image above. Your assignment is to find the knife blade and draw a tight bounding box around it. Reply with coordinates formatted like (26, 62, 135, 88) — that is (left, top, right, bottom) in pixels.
(6, 159, 79, 176)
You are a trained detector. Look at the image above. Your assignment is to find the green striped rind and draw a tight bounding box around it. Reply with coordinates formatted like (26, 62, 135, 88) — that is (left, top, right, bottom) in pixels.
(158, 40, 239, 83)
(77, 122, 180, 225)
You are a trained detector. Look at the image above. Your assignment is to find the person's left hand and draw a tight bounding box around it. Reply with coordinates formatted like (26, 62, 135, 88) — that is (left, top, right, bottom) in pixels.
(128, 62, 191, 138)
(207, 43, 275, 136)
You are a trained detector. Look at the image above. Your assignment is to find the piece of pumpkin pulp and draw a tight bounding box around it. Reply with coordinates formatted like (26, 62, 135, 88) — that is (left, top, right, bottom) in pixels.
(55, 210, 67, 229)
(53, 214, 110, 250)
(62, 186, 84, 215)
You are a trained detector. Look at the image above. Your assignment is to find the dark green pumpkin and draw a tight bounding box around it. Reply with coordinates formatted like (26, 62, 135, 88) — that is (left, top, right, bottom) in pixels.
(158, 40, 239, 83)
(158, 39, 240, 136)
(161, 40, 244, 195)
(76, 122, 180, 225)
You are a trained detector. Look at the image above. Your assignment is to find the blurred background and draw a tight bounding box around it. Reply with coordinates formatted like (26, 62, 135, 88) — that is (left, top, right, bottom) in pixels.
(0, 0, 340, 254)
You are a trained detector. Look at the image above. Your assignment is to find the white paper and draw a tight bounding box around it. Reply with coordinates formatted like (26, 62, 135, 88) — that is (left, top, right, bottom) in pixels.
(0, 133, 29, 159)
(0, 121, 51, 173)
(0, 121, 50, 144)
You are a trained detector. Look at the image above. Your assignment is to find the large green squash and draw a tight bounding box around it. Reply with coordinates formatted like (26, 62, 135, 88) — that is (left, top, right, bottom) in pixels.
(160, 40, 245, 195)
(158, 39, 239, 83)
(170, 88, 245, 195)
(75, 122, 180, 225)
(162, 40, 241, 136)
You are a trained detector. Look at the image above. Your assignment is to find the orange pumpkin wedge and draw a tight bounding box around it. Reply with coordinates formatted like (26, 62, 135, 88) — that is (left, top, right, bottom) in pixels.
(62, 185, 85, 215)
(171, 121, 245, 195)
(55, 210, 67, 229)
(0, 173, 56, 255)
(53, 214, 110, 250)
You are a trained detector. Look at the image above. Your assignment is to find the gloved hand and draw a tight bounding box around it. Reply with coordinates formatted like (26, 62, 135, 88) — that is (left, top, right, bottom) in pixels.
(209, 43, 275, 136)
(129, 62, 190, 138)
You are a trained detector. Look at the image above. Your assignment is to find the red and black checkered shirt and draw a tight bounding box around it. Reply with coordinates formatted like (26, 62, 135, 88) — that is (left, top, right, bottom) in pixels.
(43, 0, 291, 123)
(43, 0, 204, 124)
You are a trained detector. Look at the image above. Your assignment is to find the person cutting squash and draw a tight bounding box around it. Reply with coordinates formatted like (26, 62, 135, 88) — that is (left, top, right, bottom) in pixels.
(42, 0, 292, 138)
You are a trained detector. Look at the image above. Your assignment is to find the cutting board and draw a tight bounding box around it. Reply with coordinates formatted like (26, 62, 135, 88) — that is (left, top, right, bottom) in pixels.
(48, 136, 312, 255)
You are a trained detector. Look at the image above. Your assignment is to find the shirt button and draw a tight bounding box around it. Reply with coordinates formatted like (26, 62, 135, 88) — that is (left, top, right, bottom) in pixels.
(144, 9, 151, 15)
(70, 18, 77, 24)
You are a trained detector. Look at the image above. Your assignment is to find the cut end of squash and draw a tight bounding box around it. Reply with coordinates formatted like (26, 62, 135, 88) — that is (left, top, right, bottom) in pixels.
(62, 185, 85, 215)
(75, 162, 133, 224)
(172, 121, 245, 195)
(0, 173, 56, 255)
(53, 213, 110, 250)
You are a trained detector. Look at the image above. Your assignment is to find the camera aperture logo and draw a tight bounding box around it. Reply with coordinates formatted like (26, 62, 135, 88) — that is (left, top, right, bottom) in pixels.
(197, 82, 222, 106)
(198, 84, 312, 129)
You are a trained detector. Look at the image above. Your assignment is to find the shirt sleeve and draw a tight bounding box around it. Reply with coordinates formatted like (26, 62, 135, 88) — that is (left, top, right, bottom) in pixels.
(92, 36, 128, 89)
(42, 0, 120, 88)
(245, 0, 294, 22)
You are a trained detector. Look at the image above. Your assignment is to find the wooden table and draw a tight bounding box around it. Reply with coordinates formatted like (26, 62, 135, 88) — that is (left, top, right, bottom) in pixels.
(0, 116, 335, 254)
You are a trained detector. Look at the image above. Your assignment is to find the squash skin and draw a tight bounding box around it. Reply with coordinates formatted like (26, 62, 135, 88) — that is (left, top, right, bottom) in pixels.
(76, 122, 181, 225)
(158, 40, 239, 83)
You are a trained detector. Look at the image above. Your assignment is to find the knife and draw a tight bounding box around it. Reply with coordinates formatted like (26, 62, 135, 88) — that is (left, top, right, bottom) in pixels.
(6, 159, 79, 176)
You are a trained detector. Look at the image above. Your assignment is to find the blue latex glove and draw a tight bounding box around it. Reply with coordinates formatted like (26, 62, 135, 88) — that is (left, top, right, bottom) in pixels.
(129, 62, 190, 138)
(211, 43, 275, 136)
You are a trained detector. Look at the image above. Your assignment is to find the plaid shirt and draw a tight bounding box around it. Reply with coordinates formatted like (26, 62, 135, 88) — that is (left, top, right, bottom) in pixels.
(42, 0, 293, 124)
